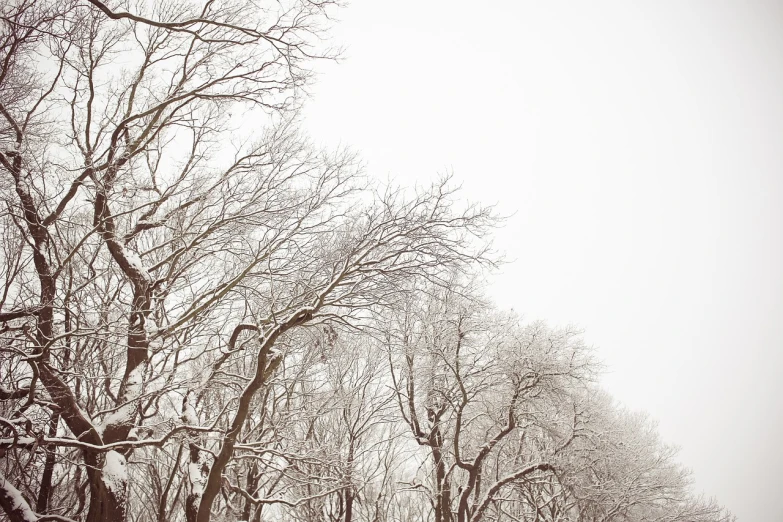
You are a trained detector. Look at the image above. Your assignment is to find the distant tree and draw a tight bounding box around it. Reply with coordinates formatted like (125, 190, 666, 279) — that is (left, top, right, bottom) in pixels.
(560, 393, 736, 522)
(387, 286, 595, 522)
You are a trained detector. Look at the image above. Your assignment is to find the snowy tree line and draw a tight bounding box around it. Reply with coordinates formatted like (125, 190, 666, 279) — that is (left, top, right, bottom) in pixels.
(0, 1, 733, 521)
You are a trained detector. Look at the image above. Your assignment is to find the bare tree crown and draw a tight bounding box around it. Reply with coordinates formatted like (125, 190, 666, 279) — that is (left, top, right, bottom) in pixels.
(0, 2, 734, 522)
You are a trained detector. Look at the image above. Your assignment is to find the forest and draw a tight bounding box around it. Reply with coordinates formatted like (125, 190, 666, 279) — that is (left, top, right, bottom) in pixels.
(0, 1, 734, 521)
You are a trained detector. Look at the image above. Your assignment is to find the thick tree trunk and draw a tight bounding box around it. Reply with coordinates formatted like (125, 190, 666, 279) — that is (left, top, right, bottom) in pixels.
(9, 164, 112, 521)
(196, 311, 312, 522)
(186, 443, 209, 522)
(196, 332, 286, 522)
(84, 452, 128, 522)
(431, 431, 452, 522)
(456, 463, 480, 522)
(241, 463, 259, 522)
(344, 489, 354, 522)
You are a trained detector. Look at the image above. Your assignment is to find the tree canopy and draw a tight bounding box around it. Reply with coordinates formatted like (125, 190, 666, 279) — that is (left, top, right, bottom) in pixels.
(0, 1, 734, 521)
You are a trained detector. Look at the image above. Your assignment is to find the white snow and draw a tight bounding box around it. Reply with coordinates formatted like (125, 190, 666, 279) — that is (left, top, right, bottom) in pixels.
(122, 249, 152, 283)
(182, 405, 199, 426)
(102, 450, 128, 499)
(100, 364, 144, 434)
(0, 437, 35, 446)
(0, 474, 38, 522)
(182, 391, 199, 426)
(124, 364, 143, 395)
(187, 441, 210, 498)
(188, 462, 205, 496)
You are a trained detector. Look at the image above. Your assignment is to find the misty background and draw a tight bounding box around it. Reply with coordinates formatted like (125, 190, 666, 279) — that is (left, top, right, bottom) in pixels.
(302, 2, 783, 521)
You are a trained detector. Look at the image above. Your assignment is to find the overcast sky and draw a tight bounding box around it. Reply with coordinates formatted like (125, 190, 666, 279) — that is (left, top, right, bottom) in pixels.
(302, 2, 783, 520)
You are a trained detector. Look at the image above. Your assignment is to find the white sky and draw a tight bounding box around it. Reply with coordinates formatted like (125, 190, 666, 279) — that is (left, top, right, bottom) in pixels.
(302, 2, 783, 520)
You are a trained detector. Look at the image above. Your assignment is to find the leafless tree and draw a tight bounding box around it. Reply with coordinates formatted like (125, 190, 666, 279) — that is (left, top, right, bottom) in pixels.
(559, 393, 736, 522)
(0, 2, 736, 522)
(0, 1, 495, 521)
(387, 286, 596, 522)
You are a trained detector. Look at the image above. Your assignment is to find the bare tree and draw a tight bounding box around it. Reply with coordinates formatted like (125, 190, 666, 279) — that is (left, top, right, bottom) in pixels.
(0, 2, 736, 522)
(0, 1, 496, 521)
(387, 286, 596, 522)
(560, 393, 736, 522)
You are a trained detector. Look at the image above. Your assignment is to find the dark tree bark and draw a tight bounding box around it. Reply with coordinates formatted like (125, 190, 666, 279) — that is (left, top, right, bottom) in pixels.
(35, 412, 59, 513)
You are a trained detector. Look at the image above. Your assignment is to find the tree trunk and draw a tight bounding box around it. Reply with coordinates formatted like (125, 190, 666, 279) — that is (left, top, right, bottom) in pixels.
(341, 492, 352, 522)
(35, 412, 59, 513)
(85, 452, 128, 522)
(344, 438, 355, 522)
(186, 443, 209, 522)
(431, 431, 452, 522)
(196, 329, 286, 522)
(241, 463, 259, 522)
